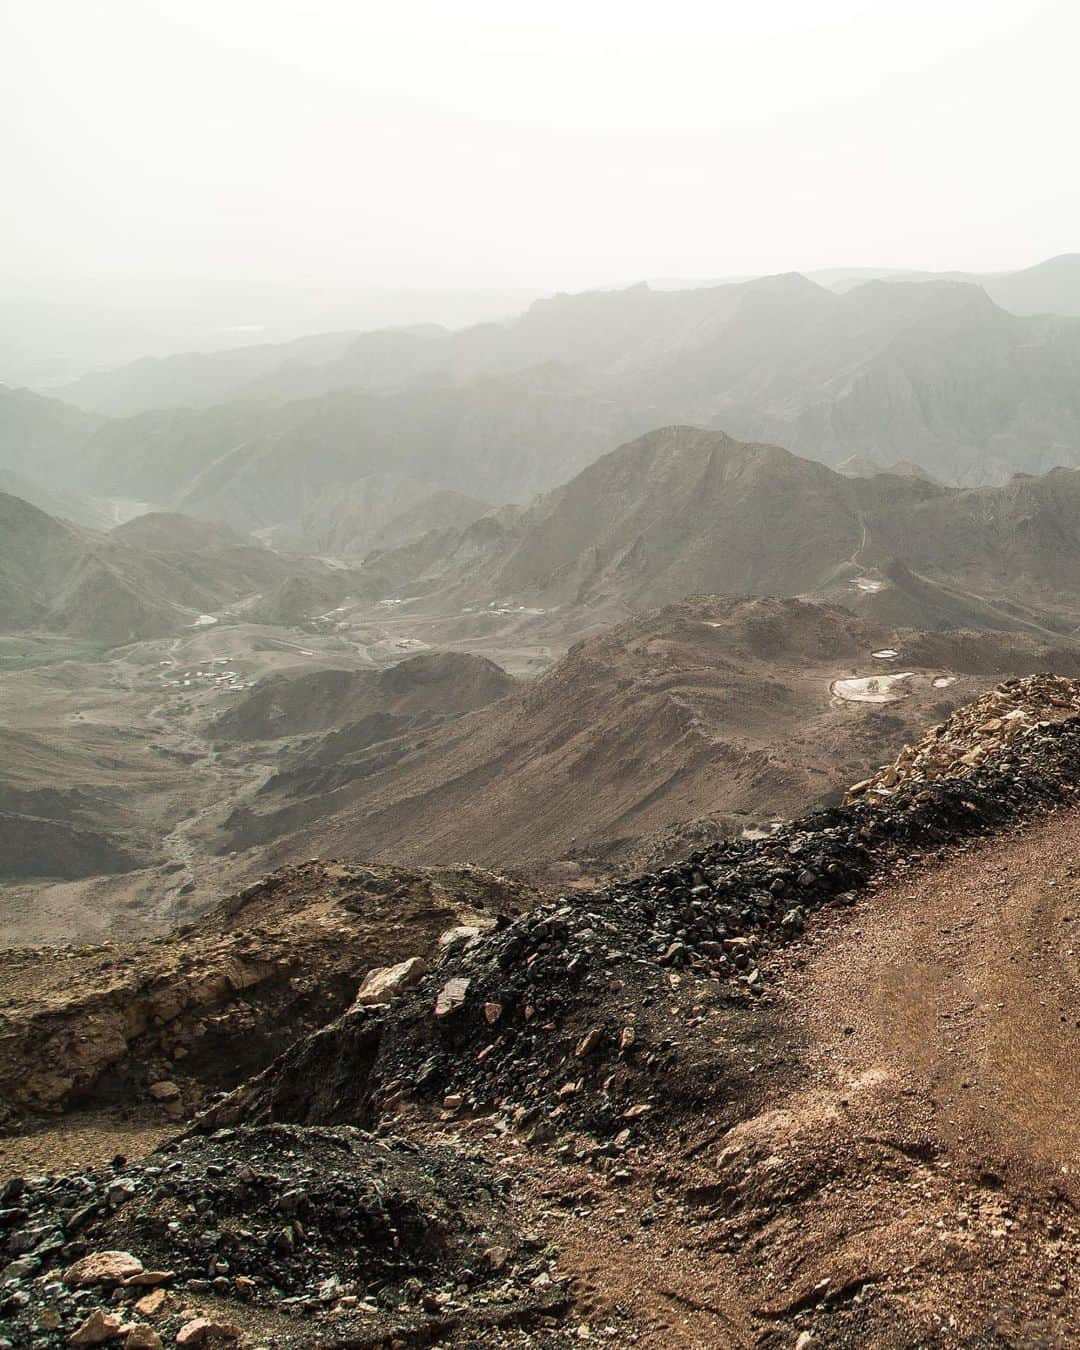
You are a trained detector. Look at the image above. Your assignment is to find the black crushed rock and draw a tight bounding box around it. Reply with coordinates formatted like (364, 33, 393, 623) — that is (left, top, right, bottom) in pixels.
(0, 1125, 571, 1347)
(203, 716, 1080, 1137)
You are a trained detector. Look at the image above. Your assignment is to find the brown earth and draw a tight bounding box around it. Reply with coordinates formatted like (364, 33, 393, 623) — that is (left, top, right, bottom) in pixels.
(223, 595, 1080, 874)
(3, 763, 1079, 1344)
(376, 804, 1080, 1346)
(211, 649, 513, 741)
(0, 619, 523, 947)
(361, 427, 1080, 637)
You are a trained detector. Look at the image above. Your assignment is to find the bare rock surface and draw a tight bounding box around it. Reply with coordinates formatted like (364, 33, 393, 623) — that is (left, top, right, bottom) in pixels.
(849, 671, 1080, 800)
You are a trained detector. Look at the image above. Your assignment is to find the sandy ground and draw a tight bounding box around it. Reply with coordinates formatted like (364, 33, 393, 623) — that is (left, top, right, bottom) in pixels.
(0, 1109, 174, 1178)
(799, 806, 1080, 1198)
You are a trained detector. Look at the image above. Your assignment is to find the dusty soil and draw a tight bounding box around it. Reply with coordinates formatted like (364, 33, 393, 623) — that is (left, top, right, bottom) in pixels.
(4, 690, 1080, 1346)
(375, 806, 1080, 1347)
(0, 1109, 174, 1179)
(3, 816, 1079, 1344)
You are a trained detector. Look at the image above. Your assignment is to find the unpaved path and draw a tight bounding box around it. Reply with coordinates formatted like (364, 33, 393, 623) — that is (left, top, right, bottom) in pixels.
(145, 639, 272, 892)
(801, 805, 1080, 1193)
(529, 810, 1080, 1346)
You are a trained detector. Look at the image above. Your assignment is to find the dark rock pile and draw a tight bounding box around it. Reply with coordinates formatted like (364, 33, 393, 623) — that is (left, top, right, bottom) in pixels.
(0, 1125, 570, 1347)
(206, 714, 1080, 1138)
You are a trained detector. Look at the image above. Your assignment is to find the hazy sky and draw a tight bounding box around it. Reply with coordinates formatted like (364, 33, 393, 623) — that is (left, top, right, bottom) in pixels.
(4, 0, 1079, 291)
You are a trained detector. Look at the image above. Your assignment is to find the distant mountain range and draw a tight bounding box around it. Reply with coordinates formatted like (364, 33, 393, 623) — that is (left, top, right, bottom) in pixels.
(0, 492, 354, 646)
(8, 421, 1080, 648)
(66, 270, 1080, 508)
(820, 253, 1080, 315)
(4, 261, 1080, 554)
(365, 426, 1080, 637)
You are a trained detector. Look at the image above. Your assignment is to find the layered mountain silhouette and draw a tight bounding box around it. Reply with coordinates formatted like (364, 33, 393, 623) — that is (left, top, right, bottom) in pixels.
(9, 423, 1080, 648)
(0, 385, 103, 481)
(0, 492, 352, 645)
(8, 270, 1074, 554)
(823, 253, 1080, 316)
(365, 426, 1080, 635)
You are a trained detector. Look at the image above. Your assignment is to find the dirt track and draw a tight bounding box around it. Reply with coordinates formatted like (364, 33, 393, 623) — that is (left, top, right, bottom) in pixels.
(712, 804, 1080, 1345)
(528, 808, 1080, 1347)
(801, 805, 1080, 1197)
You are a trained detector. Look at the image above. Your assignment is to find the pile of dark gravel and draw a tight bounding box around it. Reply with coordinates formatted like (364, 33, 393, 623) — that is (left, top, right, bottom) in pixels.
(207, 717, 1080, 1138)
(0, 1125, 570, 1347)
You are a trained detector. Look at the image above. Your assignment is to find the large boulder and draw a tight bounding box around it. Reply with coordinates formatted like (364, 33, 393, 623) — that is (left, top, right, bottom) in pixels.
(352, 955, 428, 1007)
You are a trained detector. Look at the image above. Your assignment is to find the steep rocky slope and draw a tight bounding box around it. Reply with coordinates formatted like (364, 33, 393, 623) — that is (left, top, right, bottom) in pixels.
(0, 493, 356, 645)
(0, 385, 102, 481)
(371, 427, 1080, 634)
(201, 684, 1080, 1346)
(0, 859, 533, 1129)
(212, 652, 514, 742)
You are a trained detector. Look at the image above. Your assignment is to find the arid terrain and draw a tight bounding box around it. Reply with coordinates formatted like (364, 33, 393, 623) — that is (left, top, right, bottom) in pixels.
(9, 420, 1080, 956)
(9, 573, 1080, 951)
(6, 276, 1080, 1350)
(7, 8, 1080, 1341)
(2, 677, 1079, 1347)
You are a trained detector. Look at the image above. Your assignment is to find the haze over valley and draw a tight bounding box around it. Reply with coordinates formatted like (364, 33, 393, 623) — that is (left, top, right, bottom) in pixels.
(5, 3, 1080, 1346)
(10, 260, 1080, 943)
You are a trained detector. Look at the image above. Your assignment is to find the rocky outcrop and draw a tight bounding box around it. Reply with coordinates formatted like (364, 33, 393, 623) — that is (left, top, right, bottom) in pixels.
(848, 674, 1080, 800)
(201, 707, 1080, 1136)
(0, 861, 534, 1125)
(0, 1126, 569, 1346)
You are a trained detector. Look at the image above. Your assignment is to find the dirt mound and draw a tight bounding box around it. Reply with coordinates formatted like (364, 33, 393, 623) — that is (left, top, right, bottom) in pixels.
(213, 651, 513, 742)
(0, 860, 534, 1128)
(0, 1124, 570, 1347)
(743, 803, 1080, 1346)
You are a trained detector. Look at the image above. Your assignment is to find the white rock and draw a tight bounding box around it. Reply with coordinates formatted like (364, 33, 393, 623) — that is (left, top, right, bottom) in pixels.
(352, 955, 428, 1007)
